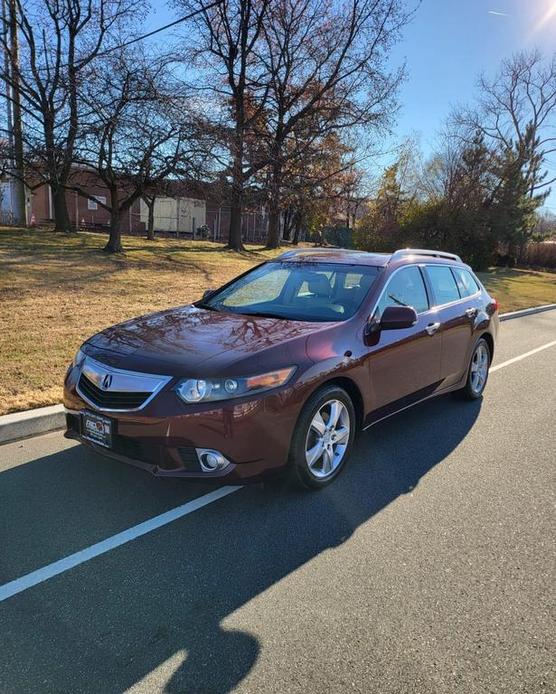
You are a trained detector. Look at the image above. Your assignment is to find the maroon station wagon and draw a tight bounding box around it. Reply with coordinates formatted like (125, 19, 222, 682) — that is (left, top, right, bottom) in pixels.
(64, 248, 499, 488)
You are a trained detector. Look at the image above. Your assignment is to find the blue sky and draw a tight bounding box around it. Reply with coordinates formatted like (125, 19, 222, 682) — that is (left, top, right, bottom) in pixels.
(148, 0, 556, 211)
(391, 0, 556, 211)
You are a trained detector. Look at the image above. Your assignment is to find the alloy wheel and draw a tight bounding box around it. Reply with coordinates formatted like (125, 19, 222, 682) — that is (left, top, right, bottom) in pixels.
(470, 342, 489, 395)
(305, 399, 351, 478)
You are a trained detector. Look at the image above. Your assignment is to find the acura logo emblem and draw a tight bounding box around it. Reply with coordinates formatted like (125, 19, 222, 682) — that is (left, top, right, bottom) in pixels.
(102, 374, 113, 389)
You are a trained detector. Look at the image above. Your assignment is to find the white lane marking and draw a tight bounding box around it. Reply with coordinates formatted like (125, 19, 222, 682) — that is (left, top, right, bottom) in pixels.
(0, 485, 242, 603)
(1, 339, 555, 604)
(491, 340, 556, 373)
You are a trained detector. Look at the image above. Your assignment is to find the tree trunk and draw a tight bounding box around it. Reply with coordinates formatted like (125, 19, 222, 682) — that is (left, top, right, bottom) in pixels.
(145, 197, 155, 240)
(104, 191, 123, 253)
(282, 208, 292, 241)
(292, 219, 302, 245)
(228, 191, 244, 250)
(265, 162, 282, 249)
(227, 133, 245, 250)
(266, 208, 281, 249)
(52, 185, 73, 233)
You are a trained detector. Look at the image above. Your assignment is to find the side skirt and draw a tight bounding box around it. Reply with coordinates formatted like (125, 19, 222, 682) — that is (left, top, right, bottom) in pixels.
(361, 377, 467, 431)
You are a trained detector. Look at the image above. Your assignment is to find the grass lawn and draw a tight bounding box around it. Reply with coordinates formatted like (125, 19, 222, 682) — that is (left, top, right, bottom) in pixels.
(476, 267, 556, 314)
(1, 227, 555, 415)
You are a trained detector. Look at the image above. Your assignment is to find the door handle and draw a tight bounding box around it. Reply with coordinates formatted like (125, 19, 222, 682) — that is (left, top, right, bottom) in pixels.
(425, 322, 441, 336)
(465, 307, 477, 318)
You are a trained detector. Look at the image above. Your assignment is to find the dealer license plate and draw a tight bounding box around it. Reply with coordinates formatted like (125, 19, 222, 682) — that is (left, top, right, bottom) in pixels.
(82, 411, 112, 448)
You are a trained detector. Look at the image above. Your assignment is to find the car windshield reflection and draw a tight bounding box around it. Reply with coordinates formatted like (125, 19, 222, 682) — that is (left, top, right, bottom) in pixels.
(199, 261, 380, 322)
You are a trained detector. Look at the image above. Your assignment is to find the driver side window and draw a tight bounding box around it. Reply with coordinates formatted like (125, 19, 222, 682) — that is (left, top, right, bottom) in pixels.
(377, 266, 429, 316)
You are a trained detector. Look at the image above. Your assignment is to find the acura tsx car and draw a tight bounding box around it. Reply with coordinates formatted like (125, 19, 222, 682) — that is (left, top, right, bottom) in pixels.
(64, 247, 499, 488)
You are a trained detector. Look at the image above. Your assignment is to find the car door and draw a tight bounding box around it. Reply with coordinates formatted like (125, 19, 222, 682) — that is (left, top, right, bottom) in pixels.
(365, 265, 442, 416)
(424, 264, 477, 387)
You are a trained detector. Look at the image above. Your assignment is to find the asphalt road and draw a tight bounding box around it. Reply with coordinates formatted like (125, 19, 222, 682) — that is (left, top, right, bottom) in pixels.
(0, 311, 555, 694)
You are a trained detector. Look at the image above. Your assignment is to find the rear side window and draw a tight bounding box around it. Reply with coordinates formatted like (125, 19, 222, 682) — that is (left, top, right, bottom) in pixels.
(452, 267, 480, 297)
(377, 266, 429, 315)
(426, 266, 461, 305)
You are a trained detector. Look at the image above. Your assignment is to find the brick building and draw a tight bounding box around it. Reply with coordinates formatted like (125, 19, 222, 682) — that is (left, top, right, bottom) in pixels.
(28, 170, 271, 242)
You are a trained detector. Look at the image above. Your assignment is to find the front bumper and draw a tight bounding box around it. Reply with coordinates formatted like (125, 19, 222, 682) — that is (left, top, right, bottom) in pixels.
(63, 365, 303, 481)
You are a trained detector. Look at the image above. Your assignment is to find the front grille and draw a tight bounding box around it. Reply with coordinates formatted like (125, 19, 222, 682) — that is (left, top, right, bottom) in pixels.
(112, 436, 162, 466)
(78, 373, 151, 410)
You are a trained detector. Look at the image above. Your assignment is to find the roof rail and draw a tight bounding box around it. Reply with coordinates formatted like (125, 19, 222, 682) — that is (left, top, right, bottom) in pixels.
(277, 247, 342, 259)
(390, 248, 462, 263)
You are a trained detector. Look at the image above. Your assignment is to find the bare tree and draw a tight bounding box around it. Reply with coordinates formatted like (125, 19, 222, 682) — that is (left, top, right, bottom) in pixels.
(453, 50, 556, 196)
(73, 50, 210, 252)
(176, 0, 270, 251)
(0, 0, 144, 233)
(177, 0, 408, 250)
(256, 0, 409, 248)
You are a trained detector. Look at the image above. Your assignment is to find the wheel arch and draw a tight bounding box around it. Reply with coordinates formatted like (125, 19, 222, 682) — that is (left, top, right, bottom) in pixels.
(313, 376, 365, 430)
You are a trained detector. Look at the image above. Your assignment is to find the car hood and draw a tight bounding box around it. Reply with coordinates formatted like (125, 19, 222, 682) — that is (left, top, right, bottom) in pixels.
(84, 304, 332, 376)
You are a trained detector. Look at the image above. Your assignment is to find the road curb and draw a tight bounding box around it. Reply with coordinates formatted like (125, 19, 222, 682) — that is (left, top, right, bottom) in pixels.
(1, 304, 555, 446)
(499, 303, 556, 321)
(0, 404, 65, 445)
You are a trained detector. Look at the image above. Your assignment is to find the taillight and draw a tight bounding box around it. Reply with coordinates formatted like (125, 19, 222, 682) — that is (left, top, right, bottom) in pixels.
(490, 297, 499, 313)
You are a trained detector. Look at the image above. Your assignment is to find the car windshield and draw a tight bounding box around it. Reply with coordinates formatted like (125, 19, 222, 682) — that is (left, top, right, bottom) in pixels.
(198, 261, 380, 322)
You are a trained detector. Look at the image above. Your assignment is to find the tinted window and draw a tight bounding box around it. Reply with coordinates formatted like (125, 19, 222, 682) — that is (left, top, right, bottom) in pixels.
(200, 262, 380, 322)
(452, 267, 480, 298)
(426, 266, 461, 305)
(377, 266, 429, 315)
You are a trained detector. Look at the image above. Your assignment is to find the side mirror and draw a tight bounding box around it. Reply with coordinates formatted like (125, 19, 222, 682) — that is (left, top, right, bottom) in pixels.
(379, 305, 418, 330)
(202, 288, 215, 301)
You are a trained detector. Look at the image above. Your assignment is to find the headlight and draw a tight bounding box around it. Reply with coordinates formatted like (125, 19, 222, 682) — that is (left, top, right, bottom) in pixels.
(176, 367, 296, 404)
(71, 348, 86, 368)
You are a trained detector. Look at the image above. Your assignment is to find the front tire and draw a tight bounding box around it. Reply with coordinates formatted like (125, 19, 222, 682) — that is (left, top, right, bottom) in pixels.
(289, 385, 356, 489)
(458, 337, 491, 400)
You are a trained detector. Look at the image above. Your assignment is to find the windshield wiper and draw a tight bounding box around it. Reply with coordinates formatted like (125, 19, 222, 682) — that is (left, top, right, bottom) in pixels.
(240, 310, 289, 320)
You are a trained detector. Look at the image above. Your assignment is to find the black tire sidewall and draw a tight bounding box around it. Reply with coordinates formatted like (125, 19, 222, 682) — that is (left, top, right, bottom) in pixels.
(289, 385, 356, 489)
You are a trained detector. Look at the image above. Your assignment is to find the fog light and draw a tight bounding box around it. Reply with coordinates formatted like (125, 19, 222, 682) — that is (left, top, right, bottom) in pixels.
(196, 448, 231, 472)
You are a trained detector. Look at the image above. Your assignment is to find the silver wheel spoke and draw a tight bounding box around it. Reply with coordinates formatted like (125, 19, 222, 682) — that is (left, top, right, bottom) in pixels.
(306, 441, 324, 466)
(322, 448, 333, 474)
(311, 411, 326, 436)
(334, 426, 349, 444)
(328, 401, 342, 428)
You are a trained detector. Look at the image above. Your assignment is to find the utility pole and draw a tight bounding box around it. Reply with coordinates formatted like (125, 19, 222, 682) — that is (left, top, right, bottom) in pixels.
(5, 0, 26, 225)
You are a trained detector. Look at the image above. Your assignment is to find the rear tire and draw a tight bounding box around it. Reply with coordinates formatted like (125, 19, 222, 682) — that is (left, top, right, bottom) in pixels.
(289, 385, 356, 490)
(457, 337, 491, 400)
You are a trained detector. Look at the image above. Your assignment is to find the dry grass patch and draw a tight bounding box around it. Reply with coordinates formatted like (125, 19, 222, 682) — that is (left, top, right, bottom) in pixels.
(476, 267, 556, 313)
(0, 228, 284, 414)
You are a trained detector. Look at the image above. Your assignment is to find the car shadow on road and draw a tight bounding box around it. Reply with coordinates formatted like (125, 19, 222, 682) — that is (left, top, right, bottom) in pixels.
(0, 395, 481, 693)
